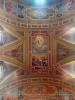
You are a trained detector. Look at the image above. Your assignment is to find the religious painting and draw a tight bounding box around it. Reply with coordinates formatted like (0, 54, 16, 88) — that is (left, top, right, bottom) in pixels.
(17, 3, 25, 18)
(5, 0, 18, 16)
(5, 0, 13, 13)
(32, 32, 48, 54)
(5, 0, 25, 18)
(26, 84, 56, 94)
(32, 54, 48, 68)
(31, 31, 49, 73)
(27, 8, 50, 19)
(55, 0, 75, 14)
(65, 0, 75, 11)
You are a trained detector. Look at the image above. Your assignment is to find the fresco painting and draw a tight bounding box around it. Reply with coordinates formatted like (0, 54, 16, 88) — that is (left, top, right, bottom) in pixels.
(32, 54, 48, 68)
(31, 31, 49, 72)
(32, 35, 48, 54)
(27, 8, 50, 19)
(5, 0, 25, 18)
(32, 31, 48, 54)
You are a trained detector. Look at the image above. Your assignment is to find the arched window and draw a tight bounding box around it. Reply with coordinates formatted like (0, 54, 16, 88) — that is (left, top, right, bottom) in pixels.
(0, 61, 4, 79)
(0, 26, 5, 46)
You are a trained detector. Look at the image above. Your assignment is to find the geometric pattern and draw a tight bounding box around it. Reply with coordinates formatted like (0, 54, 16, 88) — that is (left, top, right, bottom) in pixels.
(62, 30, 75, 44)
(0, 24, 24, 87)
(21, 84, 57, 94)
(56, 43, 75, 62)
(0, 61, 17, 81)
(4, 44, 23, 62)
(62, 61, 75, 78)
(0, 27, 17, 46)
(4, 31, 17, 45)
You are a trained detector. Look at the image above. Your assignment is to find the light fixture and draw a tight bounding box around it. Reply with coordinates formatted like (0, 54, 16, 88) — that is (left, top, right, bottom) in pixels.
(34, 0, 46, 6)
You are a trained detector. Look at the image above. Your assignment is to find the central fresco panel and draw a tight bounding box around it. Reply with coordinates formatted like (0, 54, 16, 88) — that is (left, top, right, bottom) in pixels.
(31, 31, 49, 73)
(27, 8, 51, 19)
(32, 32, 48, 53)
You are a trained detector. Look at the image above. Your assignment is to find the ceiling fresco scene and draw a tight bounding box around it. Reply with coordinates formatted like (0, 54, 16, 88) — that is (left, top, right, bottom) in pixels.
(0, 0, 75, 100)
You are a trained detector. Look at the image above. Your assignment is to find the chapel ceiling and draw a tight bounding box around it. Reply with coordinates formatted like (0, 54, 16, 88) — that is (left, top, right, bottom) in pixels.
(0, 0, 75, 98)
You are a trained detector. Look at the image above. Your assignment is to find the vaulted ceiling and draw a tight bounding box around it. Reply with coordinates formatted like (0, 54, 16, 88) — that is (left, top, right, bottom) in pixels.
(0, 0, 75, 99)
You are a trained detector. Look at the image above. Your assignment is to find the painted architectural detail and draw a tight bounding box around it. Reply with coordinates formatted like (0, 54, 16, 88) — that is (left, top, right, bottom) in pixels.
(32, 32, 48, 54)
(56, 43, 75, 61)
(32, 54, 48, 68)
(4, 32, 17, 45)
(4, 44, 23, 62)
(0, 0, 75, 99)
(62, 61, 75, 78)
(0, 26, 17, 46)
(62, 31, 75, 44)
(5, 0, 25, 18)
(31, 31, 49, 73)
(22, 84, 57, 94)
(0, 0, 75, 20)
(0, 61, 17, 81)
(27, 8, 50, 19)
